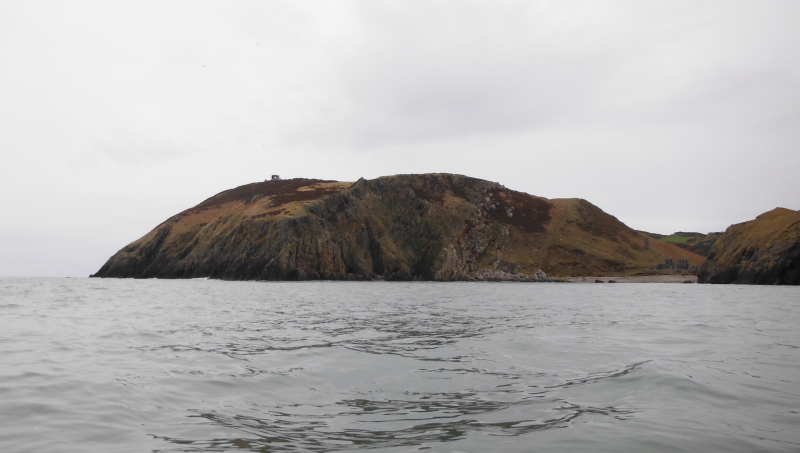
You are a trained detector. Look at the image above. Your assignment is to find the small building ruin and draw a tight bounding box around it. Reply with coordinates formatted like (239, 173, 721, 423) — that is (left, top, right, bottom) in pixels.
(656, 258, 692, 271)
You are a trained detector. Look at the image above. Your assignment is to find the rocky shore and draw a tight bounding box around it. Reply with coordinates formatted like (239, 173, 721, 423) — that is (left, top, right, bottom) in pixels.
(565, 275, 697, 283)
(461, 269, 553, 282)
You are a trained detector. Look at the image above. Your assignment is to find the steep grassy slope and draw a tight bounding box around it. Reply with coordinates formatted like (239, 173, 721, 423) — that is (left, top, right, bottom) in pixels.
(698, 208, 800, 285)
(93, 174, 703, 280)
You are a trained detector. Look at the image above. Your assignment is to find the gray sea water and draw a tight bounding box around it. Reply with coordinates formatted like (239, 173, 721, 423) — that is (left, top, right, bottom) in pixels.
(0, 278, 798, 453)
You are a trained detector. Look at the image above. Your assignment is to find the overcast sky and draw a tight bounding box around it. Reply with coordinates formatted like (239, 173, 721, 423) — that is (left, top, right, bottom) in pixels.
(1, 1, 798, 277)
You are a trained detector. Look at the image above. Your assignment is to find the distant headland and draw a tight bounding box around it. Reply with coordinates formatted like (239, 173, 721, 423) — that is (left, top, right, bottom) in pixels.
(91, 173, 798, 284)
(697, 208, 800, 284)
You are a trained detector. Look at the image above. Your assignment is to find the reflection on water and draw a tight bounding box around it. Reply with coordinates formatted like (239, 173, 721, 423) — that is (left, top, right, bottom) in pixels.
(0, 279, 799, 452)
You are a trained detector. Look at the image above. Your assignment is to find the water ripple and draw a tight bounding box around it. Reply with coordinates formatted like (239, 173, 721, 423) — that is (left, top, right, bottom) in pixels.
(1, 278, 799, 452)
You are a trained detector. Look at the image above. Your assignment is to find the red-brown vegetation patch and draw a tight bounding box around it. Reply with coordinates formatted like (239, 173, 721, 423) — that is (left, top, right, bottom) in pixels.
(486, 189, 552, 233)
(574, 199, 626, 239)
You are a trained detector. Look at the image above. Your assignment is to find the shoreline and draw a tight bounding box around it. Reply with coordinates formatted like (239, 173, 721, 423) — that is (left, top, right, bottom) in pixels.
(564, 275, 698, 283)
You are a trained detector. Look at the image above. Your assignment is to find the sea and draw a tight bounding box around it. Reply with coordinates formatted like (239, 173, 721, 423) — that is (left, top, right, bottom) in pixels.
(0, 278, 798, 453)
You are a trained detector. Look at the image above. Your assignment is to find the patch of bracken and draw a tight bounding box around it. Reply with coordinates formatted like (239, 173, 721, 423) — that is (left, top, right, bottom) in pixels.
(575, 199, 624, 240)
(183, 179, 338, 214)
(486, 189, 552, 233)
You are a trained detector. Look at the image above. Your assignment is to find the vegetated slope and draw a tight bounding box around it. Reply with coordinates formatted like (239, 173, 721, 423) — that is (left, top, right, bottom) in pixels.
(656, 232, 723, 256)
(698, 208, 800, 285)
(93, 174, 703, 281)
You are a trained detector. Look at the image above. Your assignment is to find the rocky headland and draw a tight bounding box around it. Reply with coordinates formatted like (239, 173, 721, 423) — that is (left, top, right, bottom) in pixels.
(92, 174, 704, 281)
(698, 208, 800, 285)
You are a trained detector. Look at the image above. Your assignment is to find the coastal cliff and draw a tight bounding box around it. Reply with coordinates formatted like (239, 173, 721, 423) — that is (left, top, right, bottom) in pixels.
(698, 208, 800, 285)
(93, 174, 703, 281)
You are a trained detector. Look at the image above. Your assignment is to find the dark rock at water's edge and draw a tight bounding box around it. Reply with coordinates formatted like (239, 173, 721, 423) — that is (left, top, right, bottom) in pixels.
(698, 208, 800, 285)
(92, 174, 703, 281)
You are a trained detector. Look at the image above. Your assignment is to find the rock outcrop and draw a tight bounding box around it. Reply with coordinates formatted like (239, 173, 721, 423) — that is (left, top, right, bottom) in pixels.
(698, 208, 800, 285)
(92, 174, 703, 281)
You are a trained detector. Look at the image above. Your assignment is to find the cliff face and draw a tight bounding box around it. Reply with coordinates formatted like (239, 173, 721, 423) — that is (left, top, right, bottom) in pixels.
(698, 208, 800, 285)
(93, 174, 703, 281)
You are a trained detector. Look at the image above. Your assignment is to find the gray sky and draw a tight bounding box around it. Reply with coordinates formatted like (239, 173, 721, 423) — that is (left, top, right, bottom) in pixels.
(1, 0, 798, 277)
